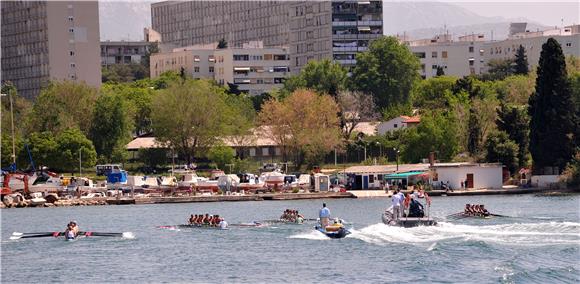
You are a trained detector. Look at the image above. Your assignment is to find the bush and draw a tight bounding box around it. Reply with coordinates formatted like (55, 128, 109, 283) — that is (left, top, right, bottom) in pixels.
(561, 149, 580, 190)
(292, 188, 299, 193)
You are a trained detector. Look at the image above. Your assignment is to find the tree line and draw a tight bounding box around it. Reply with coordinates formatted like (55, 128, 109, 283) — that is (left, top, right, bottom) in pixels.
(1, 37, 578, 185)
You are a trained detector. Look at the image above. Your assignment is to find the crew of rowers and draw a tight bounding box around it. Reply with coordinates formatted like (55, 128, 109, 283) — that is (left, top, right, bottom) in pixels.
(280, 209, 304, 223)
(188, 214, 225, 226)
(464, 204, 490, 216)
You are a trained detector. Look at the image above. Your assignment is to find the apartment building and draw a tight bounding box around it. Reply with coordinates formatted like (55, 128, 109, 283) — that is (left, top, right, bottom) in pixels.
(407, 34, 487, 79)
(1, 1, 101, 99)
(484, 24, 580, 71)
(150, 42, 290, 96)
(101, 41, 151, 66)
(331, 0, 383, 69)
(407, 23, 580, 79)
(150, 0, 382, 72)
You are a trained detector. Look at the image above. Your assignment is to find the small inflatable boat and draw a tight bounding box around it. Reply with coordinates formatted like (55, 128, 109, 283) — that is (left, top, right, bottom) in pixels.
(314, 223, 351, 239)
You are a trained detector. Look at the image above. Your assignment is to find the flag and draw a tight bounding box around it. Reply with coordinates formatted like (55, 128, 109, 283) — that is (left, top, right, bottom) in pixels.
(425, 192, 431, 206)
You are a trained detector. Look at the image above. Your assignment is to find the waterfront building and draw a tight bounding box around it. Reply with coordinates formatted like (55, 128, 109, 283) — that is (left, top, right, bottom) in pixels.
(1, 1, 101, 99)
(150, 0, 382, 73)
(101, 41, 152, 66)
(406, 23, 580, 79)
(150, 42, 290, 96)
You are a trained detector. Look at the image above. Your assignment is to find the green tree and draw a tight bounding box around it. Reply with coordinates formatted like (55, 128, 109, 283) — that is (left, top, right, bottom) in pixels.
(141, 41, 159, 75)
(54, 128, 97, 173)
(436, 66, 445, 76)
(217, 38, 228, 49)
(25, 132, 58, 170)
(467, 96, 499, 157)
(496, 104, 530, 168)
(137, 148, 168, 170)
(495, 75, 535, 105)
(485, 59, 514, 80)
(250, 92, 273, 112)
(151, 79, 235, 163)
(207, 145, 236, 171)
(90, 92, 134, 162)
(485, 130, 519, 175)
(411, 76, 458, 109)
(352, 36, 420, 109)
(529, 38, 578, 173)
(401, 111, 459, 163)
(283, 59, 347, 97)
(102, 64, 148, 83)
(513, 45, 529, 75)
(561, 149, 580, 189)
(29, 81, 98, 136)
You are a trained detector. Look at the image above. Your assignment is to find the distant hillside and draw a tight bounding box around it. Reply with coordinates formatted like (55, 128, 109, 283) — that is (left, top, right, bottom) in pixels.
(400, 22, 550, 41)
(383, 2, 548, 40)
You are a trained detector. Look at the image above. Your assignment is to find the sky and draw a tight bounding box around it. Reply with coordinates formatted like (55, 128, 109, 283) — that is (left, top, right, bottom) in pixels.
(98, 0, 580, 41)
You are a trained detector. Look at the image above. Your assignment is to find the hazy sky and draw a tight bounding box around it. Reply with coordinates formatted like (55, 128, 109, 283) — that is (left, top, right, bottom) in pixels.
(452, 1, 580, 27)
(98, 0, 580, 41)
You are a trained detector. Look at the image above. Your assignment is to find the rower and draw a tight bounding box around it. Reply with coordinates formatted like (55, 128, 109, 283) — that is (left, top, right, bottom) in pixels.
(464, 204, 472, 215)
(70, 221, 79, 235)
(203, 214, 210, 225)
(189, 214, 196, 224)
(480, 205, 490, 216)
(64, 223, 75, 239)
(218, 218, 228, 229)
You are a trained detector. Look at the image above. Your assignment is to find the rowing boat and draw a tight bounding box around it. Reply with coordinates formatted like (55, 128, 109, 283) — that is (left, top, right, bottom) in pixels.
(10, 231, 133, 240)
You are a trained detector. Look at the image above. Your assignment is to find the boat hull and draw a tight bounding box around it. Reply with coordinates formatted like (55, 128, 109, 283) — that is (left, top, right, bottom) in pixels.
(381, 213, 437, 228)
(315, 225, 350, 239)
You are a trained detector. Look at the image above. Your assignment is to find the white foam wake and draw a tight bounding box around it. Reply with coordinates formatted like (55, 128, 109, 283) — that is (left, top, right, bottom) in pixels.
(288, 230, 332, 240)
(349, 222, 580, 246)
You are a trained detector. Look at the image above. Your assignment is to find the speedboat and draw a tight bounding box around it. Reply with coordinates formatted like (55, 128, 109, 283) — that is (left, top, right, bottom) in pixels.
(314, 221, 350, 239)
(381, 207, 437, 228)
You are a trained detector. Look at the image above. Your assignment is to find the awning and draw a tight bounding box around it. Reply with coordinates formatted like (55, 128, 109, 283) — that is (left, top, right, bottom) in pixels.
(234, 67, 250, 71)
(358, 26, 371, 31)
(384, 171, 427, 179)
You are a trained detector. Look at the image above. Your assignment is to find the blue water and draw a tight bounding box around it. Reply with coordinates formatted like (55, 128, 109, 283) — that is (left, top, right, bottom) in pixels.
(2, 194, 579, 283)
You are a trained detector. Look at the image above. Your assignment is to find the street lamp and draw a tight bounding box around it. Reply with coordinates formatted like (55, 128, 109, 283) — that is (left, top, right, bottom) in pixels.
(375, 142, 382, 159)
(393, 147, 400, 172)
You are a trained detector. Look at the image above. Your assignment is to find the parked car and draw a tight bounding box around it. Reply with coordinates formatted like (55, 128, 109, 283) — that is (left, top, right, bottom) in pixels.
(261, 163, 280, 172)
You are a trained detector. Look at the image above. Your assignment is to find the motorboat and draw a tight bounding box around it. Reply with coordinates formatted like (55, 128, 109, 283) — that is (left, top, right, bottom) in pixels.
(381, 207, 437, 228)
(314, 219, 350, 239)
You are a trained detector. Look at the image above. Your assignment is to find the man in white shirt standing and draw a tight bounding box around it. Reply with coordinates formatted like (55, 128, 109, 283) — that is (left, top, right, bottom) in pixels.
(392, 189, 401, 221)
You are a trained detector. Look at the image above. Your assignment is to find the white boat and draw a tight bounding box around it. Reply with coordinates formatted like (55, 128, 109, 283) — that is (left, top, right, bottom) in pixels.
(28, 192, 46, 206)
(177, 172, 208, 187)
(260, 171, 285, 186)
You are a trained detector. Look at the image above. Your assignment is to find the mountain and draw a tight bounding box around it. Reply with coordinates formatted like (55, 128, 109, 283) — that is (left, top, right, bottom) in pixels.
(99, 0, 152, 41)
(383, 2, 548, 40)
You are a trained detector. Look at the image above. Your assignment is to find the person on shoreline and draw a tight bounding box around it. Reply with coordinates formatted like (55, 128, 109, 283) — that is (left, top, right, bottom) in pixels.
(319, 203, 330, 227)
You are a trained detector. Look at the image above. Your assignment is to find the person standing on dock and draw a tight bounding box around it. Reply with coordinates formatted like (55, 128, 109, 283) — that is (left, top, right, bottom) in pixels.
(319, 203, 331, 227)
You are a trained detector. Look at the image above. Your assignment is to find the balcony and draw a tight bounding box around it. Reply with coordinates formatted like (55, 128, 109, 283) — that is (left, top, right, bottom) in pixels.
(332, 21, 357, 27)
(335, 59, 357, 65)
(357, 20, 382, 26)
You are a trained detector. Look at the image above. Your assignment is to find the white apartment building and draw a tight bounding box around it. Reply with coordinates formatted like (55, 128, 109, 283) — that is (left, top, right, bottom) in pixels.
(485, 25, 580, 71)
(407, 34, 487, 79)
(150, 42, 290, 96)
(407, 24, 580, 79)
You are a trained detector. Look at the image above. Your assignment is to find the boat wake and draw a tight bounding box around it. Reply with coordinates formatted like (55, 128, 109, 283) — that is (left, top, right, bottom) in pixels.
(349, 221, 580, 246)
(288, 230, 333, 240)
(121, 232, 136, 239)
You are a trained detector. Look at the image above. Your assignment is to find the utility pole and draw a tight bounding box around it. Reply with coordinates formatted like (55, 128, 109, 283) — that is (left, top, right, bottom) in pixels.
(0, 93, 5, 172)
(9, 93, 15, 166)
(79, 148, 82, 177)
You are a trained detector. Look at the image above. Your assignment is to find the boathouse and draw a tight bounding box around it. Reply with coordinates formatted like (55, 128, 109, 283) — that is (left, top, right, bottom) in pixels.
(343, 164, 430, 190)
(430, 163, 503, 190)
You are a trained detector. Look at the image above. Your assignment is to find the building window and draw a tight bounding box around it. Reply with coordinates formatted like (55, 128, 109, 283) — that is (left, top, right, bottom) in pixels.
(70, 63, 76, 68)
(566, 42, 572, 47)
(442, 51, 447, 58)
(414, 52, 425, 59)
(208, 55, 215, 62)
(194, 67, 199, 72)
(209, 66, 214, 73)
(394, 124, 398, 128)
(431, 51, 437, 58)
(264, 54, 273, 60)
(68, 16, 74, 22)
(469, 46, 474, 53)
(262, 148, 269, 156)
(193, 55, 200, 62)
(432, 65, 438, 69)
(249, 148, 256, 157)
(469, 58, 474, 66)
(233, 54, 249, 61)
(369, 175, 375, 183)
(68, 28, 74, 33)
(69, 51, 75, 56)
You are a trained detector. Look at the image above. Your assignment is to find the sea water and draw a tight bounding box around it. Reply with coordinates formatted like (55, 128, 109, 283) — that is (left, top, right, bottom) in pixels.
(1, 194, 579, 283)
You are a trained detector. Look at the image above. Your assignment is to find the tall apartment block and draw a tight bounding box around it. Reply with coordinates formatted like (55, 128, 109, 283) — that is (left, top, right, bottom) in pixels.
(150, 1, 382, 73)
(1, 1, 101, 99)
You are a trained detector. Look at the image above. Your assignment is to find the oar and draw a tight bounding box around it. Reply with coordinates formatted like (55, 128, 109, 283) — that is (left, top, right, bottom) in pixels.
(488, 213, 509, 218)
(10, 232, 62, 240)
(81, 232, 133, 238)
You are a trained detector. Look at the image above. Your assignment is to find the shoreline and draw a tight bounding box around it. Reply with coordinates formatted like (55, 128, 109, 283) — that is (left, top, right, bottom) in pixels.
(1, 187, 576, 209)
